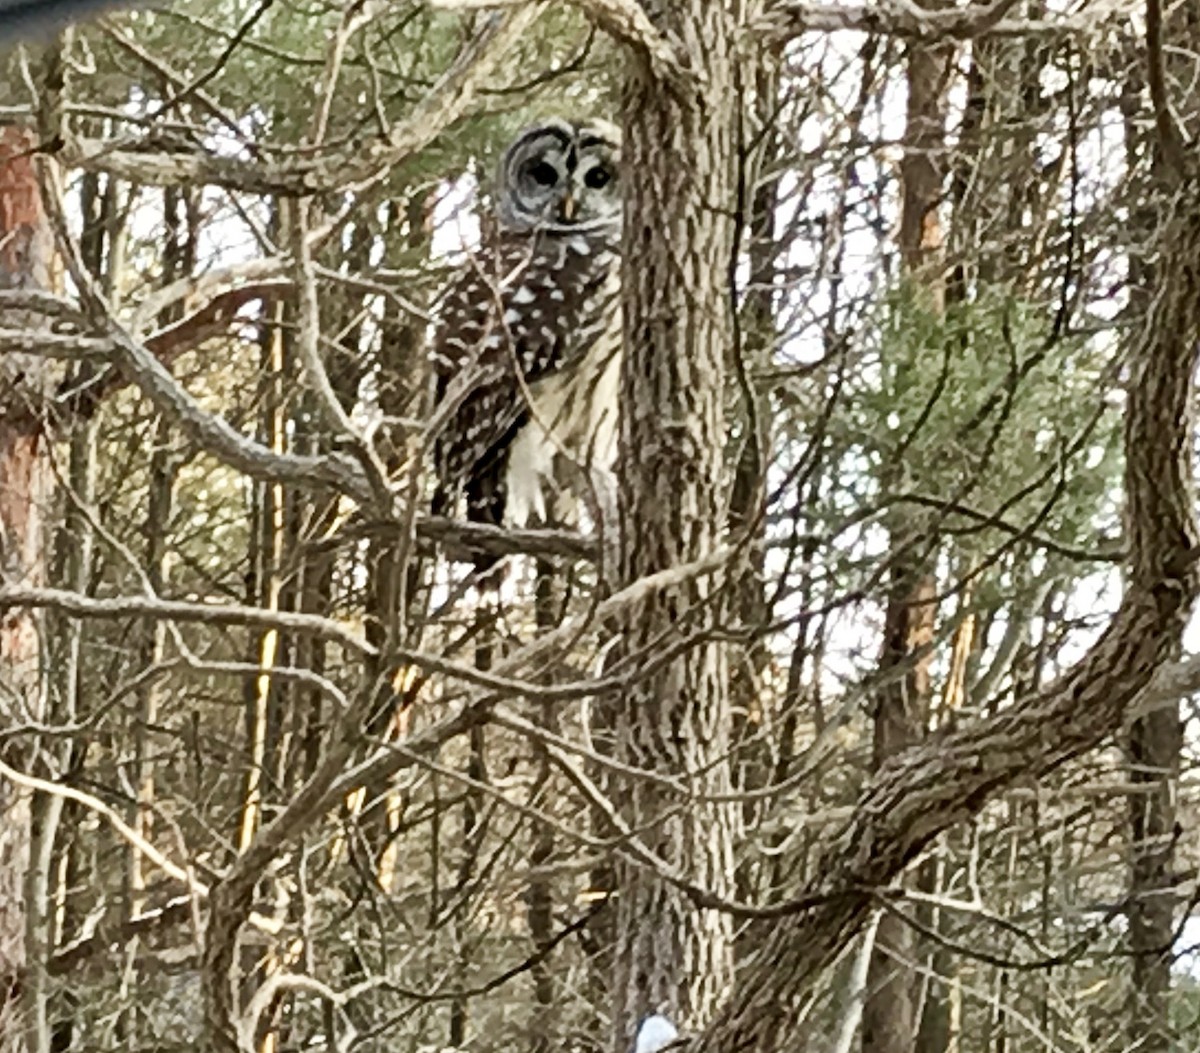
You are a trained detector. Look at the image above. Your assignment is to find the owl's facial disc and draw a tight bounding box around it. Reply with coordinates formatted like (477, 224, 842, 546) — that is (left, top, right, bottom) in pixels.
(499, 119, 621, 232)
(566, 150, 619, 224)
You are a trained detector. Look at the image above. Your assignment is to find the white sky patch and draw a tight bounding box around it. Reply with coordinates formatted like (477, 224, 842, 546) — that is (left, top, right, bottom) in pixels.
(431, 169, 481, 262)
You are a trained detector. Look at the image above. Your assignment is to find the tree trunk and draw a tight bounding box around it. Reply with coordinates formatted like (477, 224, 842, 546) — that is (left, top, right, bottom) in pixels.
(730, 55, 781, 924)
(527, 563, 561, 1052)
(861, 570, 934, 1053)
(610, 3, 745, 1047)
(863, 20, 953, 1053)
(1126, 707, 1181, 1053)
(0, 124, 56, 1053)
(359, 189, 435, 867)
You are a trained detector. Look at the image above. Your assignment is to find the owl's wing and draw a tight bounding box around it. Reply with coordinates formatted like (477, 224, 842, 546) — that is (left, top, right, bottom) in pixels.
(428, 252, 528, 524)
(429, 232, 617, 525)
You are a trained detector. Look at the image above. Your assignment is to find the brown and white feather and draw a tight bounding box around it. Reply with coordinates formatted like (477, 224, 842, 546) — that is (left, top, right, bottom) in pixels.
(429, 118, 622, 544)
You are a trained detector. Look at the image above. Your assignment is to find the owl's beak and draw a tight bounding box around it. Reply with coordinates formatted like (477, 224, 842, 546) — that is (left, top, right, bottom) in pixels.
(558, 194, 577, 222)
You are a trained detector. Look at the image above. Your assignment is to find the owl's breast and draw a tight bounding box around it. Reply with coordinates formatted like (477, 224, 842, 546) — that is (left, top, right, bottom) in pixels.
(487, 229, 618, 375)
(503, 285, 622, 528)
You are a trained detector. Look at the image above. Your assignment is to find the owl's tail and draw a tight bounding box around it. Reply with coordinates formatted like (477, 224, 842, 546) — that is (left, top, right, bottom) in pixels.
(465, 466, 507, 579)
(430, 444, 509, 582)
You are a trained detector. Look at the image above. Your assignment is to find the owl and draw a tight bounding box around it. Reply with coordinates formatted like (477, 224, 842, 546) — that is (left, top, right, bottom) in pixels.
(429, 117, 622, 561)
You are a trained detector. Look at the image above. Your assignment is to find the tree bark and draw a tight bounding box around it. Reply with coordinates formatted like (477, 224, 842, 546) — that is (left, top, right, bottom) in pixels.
(730, 56, 781, 924)
(0, 124, 56, 1053)
(610, 2, 747, 1047)
(527, 563, 561, 1052)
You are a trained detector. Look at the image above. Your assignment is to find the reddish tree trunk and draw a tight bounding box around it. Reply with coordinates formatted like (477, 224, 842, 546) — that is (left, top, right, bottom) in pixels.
(863, 21, 953, 1053)
(0, 123, 56, 1053)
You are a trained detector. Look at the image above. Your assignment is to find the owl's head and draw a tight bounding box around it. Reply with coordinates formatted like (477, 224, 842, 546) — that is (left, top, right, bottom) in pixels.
(495, 117, 621, 233)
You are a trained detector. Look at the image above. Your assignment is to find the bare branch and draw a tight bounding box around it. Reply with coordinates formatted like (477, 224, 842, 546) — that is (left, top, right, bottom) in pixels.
(194, 540, 727, 1047)
(0, 586, 376, 655)
(0, 288, 601, 563)
(0, 759, 281, 937)
(237, 973, 375, 1053)
(328, 545, 738, 802)
(62, 281, 291, 413)
(414, 514, 597, 563)
(128, 255, 289, 334)
(48, 897, 193, 977)
(0, 585, 620, 699)
(107, 317, 377, 498)
(289, 200, 392, 508)
(754, 0, 1128, 44)
(39, 161, 382, 508)
(0, 327, 112, 359)
(0, 314, 373, 499)
(0, 757, 199, 896)
(432, 0, 694, 86)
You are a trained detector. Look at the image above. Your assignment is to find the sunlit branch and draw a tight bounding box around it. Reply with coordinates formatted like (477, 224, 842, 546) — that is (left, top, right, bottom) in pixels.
(0, 758, 281, 937)
(755, 0, 1130, 44)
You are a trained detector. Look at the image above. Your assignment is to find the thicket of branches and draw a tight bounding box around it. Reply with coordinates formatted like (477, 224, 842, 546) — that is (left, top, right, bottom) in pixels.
(1, 3, 1199, 1053)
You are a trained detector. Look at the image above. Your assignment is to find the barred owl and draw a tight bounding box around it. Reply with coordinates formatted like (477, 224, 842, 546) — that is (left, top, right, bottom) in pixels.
(429, 117, 622, 555)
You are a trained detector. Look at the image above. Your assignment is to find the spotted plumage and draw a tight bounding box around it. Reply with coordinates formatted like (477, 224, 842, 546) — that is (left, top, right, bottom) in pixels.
(429, 118, 622, 552)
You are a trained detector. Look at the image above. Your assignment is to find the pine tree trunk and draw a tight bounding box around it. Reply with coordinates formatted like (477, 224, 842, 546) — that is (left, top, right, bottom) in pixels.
(863, 21, 953, 1053)
(0, 124, 56, 1053)
(610, 2, 747, 1047)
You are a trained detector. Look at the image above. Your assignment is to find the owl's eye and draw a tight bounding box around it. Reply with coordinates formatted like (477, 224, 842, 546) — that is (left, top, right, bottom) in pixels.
(584, 166, 612, 190)
(527, 161, 559, 187)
